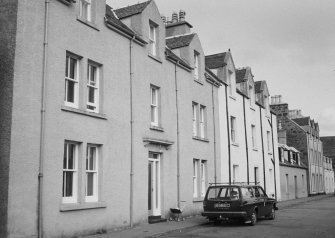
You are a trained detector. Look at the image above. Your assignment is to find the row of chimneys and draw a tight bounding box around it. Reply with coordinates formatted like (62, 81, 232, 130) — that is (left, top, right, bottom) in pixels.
(161, 10, 186, 24)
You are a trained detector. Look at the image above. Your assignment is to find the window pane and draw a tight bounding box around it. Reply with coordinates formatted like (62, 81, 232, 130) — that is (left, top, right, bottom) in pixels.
(65, 171, 73, 197)
(88, 86, 95, 103)
(63, 143, 67, 169)
(86, 172, 94, 196)
(69, 58, 76, 79)
(65, 56, 69, 77)
(151, 106, 156, 123)
(68, 144, 75, 169)
(151, 88, 157, 105)
(67, 80, 75, 103)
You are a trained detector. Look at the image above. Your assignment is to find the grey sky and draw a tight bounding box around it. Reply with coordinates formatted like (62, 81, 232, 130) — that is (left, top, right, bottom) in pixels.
(108, 0, 335, 136)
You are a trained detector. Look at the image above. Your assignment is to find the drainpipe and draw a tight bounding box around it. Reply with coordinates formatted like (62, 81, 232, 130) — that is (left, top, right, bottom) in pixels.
(270, 114, 278, 200)
(242, 97, 250, 184)
(38, 1, 49, 237)
(306, 133, 311, 195)
(259, 106, 266, 191)
(211, 83, 217, 184)
(225, 86, 232, 185)
(129, 36, 135, 227)
(174, 61, 181, 208)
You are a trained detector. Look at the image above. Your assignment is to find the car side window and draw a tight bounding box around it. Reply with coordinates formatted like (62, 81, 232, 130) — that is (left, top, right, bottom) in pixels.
(241, 187, 254, 199)
(254, 187, 261, 198)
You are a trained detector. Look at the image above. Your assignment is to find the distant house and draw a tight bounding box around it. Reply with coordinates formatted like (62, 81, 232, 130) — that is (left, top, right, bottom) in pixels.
(271, 95, 324, 196)
(278, 144, 308, 200)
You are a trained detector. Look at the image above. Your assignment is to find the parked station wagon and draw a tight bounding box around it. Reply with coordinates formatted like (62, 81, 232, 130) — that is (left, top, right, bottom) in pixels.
(202, 183, 278, 225)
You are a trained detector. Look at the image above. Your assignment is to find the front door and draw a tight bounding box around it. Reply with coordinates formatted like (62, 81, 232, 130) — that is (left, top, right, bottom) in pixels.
(148, 152, 161, 216)
(294, 176, 298, 198)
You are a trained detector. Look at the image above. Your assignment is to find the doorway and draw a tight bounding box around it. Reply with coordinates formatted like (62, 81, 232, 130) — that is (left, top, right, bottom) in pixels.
(294, 176, 298, 198)
(148, 152, 161, 216)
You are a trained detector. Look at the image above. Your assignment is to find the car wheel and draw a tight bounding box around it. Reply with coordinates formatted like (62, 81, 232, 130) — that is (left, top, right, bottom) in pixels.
(268, 207, 275, 220)
(249, 210, 257, 226)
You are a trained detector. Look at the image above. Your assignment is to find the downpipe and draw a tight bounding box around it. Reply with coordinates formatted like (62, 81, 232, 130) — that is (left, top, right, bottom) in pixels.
(225, 86, 232, 185)
(243, 97, 250, 184)
(259, 106, 266, 192)
(38, 0, 50, 237)
(174, 61, 181, 208)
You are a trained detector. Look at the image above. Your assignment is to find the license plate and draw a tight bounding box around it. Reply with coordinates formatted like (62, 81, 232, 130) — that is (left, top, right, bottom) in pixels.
(214, 203, 230, 208)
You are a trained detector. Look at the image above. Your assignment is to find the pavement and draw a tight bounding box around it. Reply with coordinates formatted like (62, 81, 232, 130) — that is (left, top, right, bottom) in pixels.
(83, 193, 334, 238)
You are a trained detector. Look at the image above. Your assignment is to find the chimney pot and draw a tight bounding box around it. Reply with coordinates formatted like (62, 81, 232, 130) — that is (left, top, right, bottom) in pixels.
(161, 15, 166, 24)
(179, 10, 186, 21)
(172, 11, 178, 23)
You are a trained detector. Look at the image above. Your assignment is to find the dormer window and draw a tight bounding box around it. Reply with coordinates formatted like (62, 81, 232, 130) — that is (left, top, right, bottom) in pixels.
(149, 22, 158, 56)
(249, 85, 254, 106)
(194, 51, 200, 80)
(79, 0, 92, 21)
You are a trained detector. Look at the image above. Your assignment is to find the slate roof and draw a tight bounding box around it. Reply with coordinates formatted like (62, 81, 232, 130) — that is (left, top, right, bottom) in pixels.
(235, 68, 247, 83)
(165, 48, 192, 70)
(254, 81, 262, 93)
(166, 33, 196, 50)
(292, 117, 310, 126)
(105, 5, 146, 44)
(321, 136, 335, 159)
(114, 1, 151, 19)
(166, 21, 193, 29)
(205, 52, 227, 69)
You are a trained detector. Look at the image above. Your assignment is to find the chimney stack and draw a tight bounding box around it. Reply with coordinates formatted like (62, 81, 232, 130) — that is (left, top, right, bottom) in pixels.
(161, 15, 166, 24)
(172, 11, 178, 23)
(179, 10, 186, 21)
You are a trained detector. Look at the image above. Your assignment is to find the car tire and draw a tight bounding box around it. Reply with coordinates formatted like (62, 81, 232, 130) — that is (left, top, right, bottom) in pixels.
(268, 207, 275, 220)
(249, 210, 257, 226)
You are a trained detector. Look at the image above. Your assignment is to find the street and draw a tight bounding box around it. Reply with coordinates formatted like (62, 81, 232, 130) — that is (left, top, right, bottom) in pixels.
(161, 197, 335, 238)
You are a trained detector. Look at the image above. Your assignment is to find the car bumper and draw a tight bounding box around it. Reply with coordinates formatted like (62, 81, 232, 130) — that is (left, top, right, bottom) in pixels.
(202, 211, 247, 219)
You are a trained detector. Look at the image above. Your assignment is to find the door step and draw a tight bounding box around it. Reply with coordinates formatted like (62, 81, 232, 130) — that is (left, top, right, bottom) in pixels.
(148, 215, 167, 224)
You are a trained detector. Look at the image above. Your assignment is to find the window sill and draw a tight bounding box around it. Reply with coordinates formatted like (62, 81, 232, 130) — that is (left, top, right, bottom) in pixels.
(77, 17, 99, 31)
(194, 79, 204, 85)
(150, 125, 164, 132)
(253, 148, 258, 151)
(231, 142, 239, 147)
(148, 54, 162, 64)
(229, 95, 236, 101)
(61, 105, 107, 120)
(192, 136, 209, 143)
(250, 107, 255, 111)
(193, 197, 204, 202)
(60, 201, 107, 212)
(268, 152, 273, 155)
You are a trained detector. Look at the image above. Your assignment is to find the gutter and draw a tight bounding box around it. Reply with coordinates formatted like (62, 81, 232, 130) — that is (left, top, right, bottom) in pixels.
(129, 36, 135, 227)
(38, 0, 50, 237)
(242, 97, 250, 184)
(174, 60, 181, 208)
(211, 82, 217, 184)
(270, 115, 278, 200)
(225, 86, 232, 185)
(259, 106, 266, 191)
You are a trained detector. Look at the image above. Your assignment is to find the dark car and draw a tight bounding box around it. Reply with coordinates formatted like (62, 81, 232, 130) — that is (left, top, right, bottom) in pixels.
(201, 183, 278, 225)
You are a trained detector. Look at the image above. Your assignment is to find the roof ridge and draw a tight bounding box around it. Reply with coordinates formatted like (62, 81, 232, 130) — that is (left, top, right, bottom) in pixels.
(115, 0, 152, 11)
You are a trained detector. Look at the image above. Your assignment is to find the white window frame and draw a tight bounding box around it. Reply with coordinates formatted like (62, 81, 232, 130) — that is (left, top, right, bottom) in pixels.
(79, 0, 92, 21)
(251, 125, 257, 149)
(150, 86, 159, 126)
(65, 55, 79, 108)
(62, 142, 79, 204)
(86, 63, 99, 112)
(230, 116, 236, 143)
(200, 161, 206, 197)
(194, 51, 200, 80)
(85, 145, 99, 202)
(193, 159, 199, 198)
(149, 23, 157, 56)
(199, 106, 206, 138)
(192, 103, 198, 137)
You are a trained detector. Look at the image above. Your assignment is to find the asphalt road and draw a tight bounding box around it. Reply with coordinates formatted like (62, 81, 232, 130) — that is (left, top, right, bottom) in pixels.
(161, 196, 335, 238)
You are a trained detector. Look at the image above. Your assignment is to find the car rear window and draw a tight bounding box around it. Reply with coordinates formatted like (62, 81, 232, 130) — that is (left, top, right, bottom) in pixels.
(207, 186, 240, 200)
